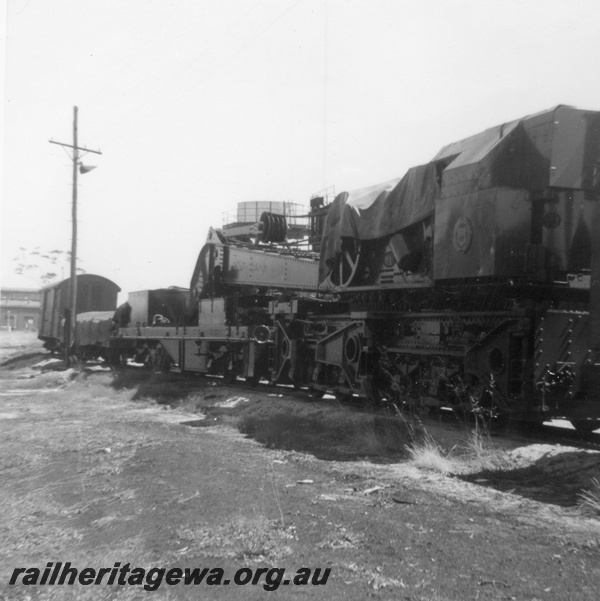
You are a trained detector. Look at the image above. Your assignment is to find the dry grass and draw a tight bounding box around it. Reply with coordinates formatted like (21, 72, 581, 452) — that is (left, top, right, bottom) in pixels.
(176, 515, 295, 562)
(0, 374, 159, 593)
(458, 428, 512, 471)
(579, 478, 600, 514)
(406, 432, 457, 474)
(407, 426, 511, 475)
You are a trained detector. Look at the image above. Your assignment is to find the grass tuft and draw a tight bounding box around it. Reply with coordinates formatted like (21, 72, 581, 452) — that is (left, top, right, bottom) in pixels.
(406, 432, 456, 474)
(177, 515, 294, 561)
(579, 478, 600, 514)
(407, 425, 511, 475)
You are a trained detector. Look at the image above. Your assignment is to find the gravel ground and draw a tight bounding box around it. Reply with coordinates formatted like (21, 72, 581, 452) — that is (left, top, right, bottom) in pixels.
(1, 334, 600, 600)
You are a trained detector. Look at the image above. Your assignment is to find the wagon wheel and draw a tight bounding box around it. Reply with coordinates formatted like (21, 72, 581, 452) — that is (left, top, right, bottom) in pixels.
(330, 238, 362, 288)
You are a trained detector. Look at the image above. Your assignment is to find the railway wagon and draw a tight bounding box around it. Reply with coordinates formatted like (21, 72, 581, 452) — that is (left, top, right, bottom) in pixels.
(39, 274, 120, 353)
(113, 105, 600, 432)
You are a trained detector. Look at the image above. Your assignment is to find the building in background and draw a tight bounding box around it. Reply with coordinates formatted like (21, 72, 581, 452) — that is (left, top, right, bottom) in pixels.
(0, 275, 42, 330)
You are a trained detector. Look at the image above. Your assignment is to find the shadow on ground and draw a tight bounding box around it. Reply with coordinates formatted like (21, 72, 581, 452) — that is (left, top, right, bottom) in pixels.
(461, 448, 600, 508)
(108, 369, 421, 462)
(0, 352, 50, 370)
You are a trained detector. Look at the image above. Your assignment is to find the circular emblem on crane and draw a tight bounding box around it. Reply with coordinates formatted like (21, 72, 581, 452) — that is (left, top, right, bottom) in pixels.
(383, 251, 396, 268)
(452, 217, 473, 254)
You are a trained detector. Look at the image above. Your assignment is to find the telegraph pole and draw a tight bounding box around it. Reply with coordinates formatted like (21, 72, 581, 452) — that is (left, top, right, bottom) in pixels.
(49, 106, 102, 366)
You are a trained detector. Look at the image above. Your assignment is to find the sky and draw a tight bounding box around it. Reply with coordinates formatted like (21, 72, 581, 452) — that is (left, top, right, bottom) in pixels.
(2, 0, 600, 298)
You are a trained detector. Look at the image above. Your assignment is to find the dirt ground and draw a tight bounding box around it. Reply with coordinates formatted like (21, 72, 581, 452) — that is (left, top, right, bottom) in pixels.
(1, 332, 600, 600)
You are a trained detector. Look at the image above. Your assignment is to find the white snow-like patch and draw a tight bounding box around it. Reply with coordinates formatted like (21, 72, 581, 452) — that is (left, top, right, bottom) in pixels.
(215, 396, 250, 408)
(0, 389, 60, 396)
(545, 419, 600, 433)
(32, 358, 62, 368)
(504, 444, 600, 475)
(0, 412, 19, 420)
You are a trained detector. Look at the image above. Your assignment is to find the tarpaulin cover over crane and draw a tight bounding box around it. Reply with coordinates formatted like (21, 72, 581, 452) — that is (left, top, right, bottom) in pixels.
(318, 106, 600, 285)
(318, 163, 440, 282)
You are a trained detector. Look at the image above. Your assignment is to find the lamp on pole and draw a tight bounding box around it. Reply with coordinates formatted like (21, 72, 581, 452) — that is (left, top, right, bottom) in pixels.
(49, 106, 101, 366)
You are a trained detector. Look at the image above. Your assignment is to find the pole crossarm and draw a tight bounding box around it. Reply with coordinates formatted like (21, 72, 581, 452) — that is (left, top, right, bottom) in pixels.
(49, 139, 102, 155)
